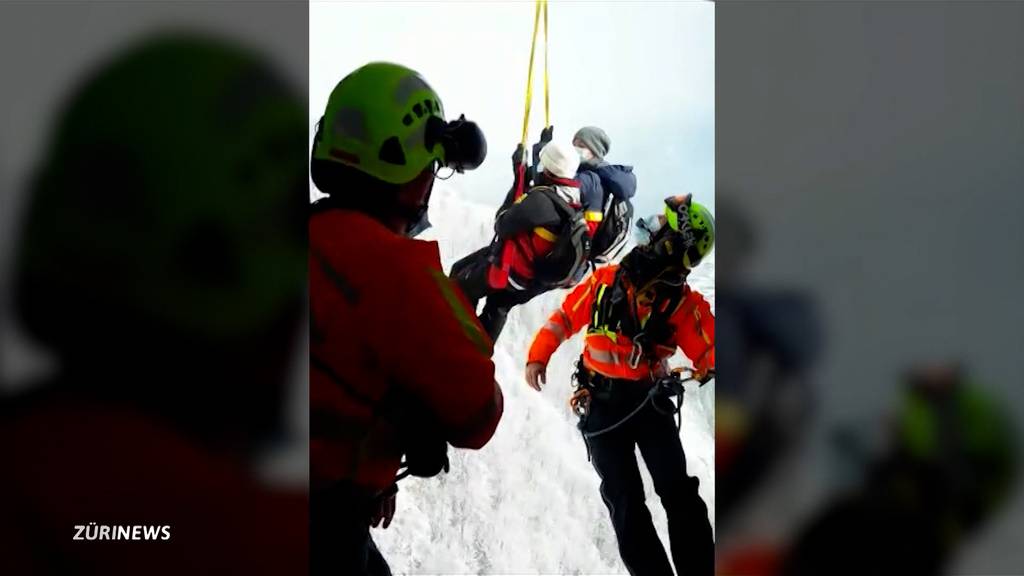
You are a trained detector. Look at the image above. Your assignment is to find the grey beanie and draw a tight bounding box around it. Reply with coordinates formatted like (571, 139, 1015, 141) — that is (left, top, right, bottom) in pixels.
(573, 126, 611, 159)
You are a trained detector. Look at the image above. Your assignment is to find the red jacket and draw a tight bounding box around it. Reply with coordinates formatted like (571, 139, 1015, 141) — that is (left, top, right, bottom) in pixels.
(310, 209, 503, 493)
(528, 265, 714, 381)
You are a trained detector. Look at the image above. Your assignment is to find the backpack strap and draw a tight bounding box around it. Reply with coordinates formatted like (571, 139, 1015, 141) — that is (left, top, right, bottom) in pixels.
(532, 185, 580, 221)
(588, 270, 686, 360)
(529, 185, 592, 288)
(589, 268, 632, 336)
(632, 286, 686, 361)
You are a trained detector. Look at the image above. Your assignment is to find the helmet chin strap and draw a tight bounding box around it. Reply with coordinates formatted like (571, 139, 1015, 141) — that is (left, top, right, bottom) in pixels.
(402, 176, 434, 237)
(405, 203, 431, 237)
(622, 228, 693, 288)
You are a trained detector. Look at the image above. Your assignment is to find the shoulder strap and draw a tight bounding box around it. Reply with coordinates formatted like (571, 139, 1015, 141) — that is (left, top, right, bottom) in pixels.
(635, 286, 686, 357)
(588, 268, 630, 335)
(588, 272, 687, 353)
(533, 185, 578, 220)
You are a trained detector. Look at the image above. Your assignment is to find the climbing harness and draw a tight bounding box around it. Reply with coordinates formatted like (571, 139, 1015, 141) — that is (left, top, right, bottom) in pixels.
(575, 367, 714, 441)
(588, 268, 687, 371)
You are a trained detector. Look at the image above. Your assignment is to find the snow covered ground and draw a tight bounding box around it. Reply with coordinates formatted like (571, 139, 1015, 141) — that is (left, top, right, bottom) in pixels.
(375, 182, 715, 575)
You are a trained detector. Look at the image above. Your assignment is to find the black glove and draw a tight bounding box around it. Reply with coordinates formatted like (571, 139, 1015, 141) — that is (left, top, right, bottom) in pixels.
(401, 432, 450, 478)
(387, 393, 452, 480)
(539, 125, 554, 144)
(511, 143, 525, 168)
(531, 125, 554, 168)
(396, 408, 450, 478)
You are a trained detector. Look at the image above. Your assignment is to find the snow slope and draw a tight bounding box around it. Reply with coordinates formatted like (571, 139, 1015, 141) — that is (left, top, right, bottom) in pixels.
(375, 182, 715, 575)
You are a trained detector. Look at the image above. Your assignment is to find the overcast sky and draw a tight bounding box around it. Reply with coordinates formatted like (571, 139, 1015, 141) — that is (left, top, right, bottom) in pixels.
(311, 1, 714, 218)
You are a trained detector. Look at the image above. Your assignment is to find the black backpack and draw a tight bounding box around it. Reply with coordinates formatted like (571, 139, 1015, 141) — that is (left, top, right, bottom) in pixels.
(531, 186, 592, 289)
(589, 193, 634, 264)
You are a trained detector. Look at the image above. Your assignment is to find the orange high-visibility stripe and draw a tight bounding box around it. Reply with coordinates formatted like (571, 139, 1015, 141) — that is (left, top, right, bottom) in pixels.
(544, 319, 567, 343)
(571, 284, 594, 313)
(583, 333, 657, 380)
(695, 307, 711, 345)
(558, 309, 572, 330)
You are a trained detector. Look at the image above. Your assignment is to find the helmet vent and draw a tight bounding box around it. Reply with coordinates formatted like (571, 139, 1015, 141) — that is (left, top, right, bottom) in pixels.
(332, 107, 368, 141)
(394, 73, 431, 104)
(379, 136, 407, 165)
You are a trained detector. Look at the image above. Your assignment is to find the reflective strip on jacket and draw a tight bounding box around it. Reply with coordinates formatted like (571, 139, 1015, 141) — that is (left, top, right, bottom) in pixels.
(527, 265, 714, 380)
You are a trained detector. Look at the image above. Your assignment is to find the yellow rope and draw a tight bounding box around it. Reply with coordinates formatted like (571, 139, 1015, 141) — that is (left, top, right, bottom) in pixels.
(543, 0, 550, 129)
(521, 0, 543, 151)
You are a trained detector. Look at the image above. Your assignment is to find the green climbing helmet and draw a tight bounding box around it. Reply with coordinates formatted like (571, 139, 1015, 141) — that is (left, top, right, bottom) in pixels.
(17, 33, 307, 344)
(313, 62, 448, 185)
(664, 194, 716, 269)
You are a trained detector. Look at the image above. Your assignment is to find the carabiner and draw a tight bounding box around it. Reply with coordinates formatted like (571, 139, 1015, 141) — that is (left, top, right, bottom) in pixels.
(628, 334, 644, 369)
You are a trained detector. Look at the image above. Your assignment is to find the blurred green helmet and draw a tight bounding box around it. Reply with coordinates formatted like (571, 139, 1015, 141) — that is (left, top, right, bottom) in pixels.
(664, 195, 716, 269)
(312, 62, 447, 185)
(17, 33, 307, 347)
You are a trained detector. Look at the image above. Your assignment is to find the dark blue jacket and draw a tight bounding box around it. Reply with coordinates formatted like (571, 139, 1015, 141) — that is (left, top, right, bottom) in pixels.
(576, 162, 637, 217)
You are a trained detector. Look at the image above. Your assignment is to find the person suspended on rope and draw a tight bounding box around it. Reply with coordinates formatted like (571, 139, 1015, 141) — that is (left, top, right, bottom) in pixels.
(506, 125, 637, 263)
(309, 61, 503, 576)
(524, 194, 716, 576)
(450, 139, 593, 342)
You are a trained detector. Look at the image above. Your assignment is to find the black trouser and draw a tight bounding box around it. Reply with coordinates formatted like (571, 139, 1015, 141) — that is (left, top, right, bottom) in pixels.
(449, 246, 543, 342)
(582, 381, 714, 576)
(310, 481, 392, 576)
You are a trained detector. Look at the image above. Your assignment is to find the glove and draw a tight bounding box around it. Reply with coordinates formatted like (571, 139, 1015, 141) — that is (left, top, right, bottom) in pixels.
(539, 125, 554, 144)
(391, 397, 451, 479)
(511, 143, 526, 167)
(531, 125, 553, 168)
(402, 432, 450, 478)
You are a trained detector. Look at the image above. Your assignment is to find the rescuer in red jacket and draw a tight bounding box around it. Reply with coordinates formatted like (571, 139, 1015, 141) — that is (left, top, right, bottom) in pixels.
(309, 62, 502, 576)
(526, 195, 716, 576)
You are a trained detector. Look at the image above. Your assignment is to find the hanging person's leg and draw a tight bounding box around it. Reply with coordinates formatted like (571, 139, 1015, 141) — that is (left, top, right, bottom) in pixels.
(636, 404, 714, 576)
(478, 289, 520, 342)
(449, 246, 494, 309)
(478, 282, 548, 342)
(477, 301, 510, 342)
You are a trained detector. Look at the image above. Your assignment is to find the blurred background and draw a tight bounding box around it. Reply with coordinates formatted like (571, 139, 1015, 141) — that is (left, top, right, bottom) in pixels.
(1, 2, 308, 572)
(715, 3, 1024, 575)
